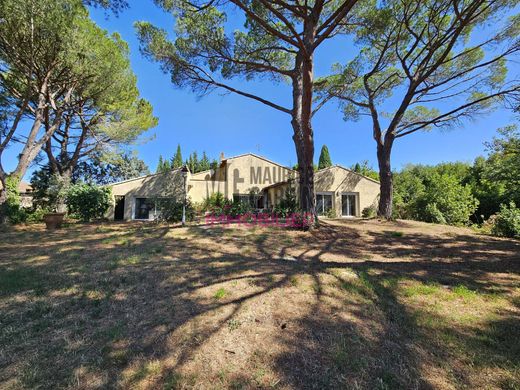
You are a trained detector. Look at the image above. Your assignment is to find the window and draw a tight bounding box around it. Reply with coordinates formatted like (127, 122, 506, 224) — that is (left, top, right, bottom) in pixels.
(341, 194, 357, 217)
(233, 194, 265, 209)
(316, 193, 333, 216)
(134, 198, 153, 220)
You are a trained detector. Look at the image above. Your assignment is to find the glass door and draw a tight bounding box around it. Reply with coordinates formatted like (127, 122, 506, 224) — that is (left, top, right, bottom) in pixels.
(135, 198, 151, 220)
(316, 193, 333, 216)
(341, 194, 357, 216)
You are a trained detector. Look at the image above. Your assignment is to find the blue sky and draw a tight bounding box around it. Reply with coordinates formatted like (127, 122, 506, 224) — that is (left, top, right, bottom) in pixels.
(4, 0, 517, 178)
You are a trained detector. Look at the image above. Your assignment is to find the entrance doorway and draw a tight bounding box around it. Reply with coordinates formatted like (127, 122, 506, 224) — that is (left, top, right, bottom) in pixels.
(114, 196, 125, 220)
(341, 194, 357, 217)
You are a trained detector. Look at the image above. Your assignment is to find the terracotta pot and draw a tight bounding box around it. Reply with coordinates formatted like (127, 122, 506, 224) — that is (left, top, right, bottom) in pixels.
(43, 213, 65, 229)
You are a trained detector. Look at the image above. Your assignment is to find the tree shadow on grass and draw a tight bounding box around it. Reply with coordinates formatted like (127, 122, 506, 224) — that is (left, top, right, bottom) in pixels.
(0, 221, 518, 389)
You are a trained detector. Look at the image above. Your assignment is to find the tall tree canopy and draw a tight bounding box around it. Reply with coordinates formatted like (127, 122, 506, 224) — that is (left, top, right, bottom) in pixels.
(135, 0, 361, 216)
(318, 145, 332, 169)
(319, 0, 520, 218)
(42, 22, 157, 181)
(0, 0, 155, 213)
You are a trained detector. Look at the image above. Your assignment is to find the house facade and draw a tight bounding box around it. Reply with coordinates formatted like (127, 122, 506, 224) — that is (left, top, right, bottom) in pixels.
(106, 153, 380, 221)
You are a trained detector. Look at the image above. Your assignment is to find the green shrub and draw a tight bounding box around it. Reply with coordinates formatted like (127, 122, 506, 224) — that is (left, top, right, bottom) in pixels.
(417, 174, 478, 225)
(227, 201, 251, 218)
(25, 207, 48, 223)
(491, 202, 520, 238)
(202, 192, 227, 211)
(65, 183, 112, 222)
(0, 176, 27, 224)
(2, 201, 27, 224)
(155, 198, 195, 223)
(325, 207, 337, 218)
(273, 184, 298, 218)
(362, 205, 377, 218)
(423, 203, 447, 224)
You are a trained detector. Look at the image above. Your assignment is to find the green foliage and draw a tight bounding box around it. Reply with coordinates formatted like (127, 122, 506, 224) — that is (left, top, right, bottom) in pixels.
(199, 152, 211, 172)
(65, 184, 112, 222)
(273, 182, 298, 218)
(423, 203, 447, 225)
(83, 151, 150, 184)
(491, 202, 520, 238)
(393, 164, 478, 225)
(171, 145, 183, 169)
(0, 0, 156, 190)
(362, 205, 377, 218)
(31, 152, 148, 207)
(203, 192, 228, 211)
(82, 0, 128, 14)
(160, 146, 213, 174)
(325, 207, 337, 218)
(483, 125, 520, 206)
(25, 207, 49, 223)
(155, 198, 195, 223)
(227, 201, 252, 218)
(156, 155, 171, 173)
(318, 145, 332, 170)
(417, 174, 478, 226)
(1, 179, 25, 225)
(351, 161, 379, 181)
(187, 151, 199, 173)
(202, 192, 257, 218)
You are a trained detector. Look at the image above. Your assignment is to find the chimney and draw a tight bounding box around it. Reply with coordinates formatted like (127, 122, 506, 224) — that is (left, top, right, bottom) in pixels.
(219, 152, 225, 162)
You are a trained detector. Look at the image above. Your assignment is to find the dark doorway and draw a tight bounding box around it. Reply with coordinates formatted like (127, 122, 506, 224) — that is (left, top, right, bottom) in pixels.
(114, 196, 125, 220)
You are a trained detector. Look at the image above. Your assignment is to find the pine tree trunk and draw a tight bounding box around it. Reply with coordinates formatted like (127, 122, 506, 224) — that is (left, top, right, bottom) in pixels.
(291, 47, 316, 220)
(377, 139, 394, 220)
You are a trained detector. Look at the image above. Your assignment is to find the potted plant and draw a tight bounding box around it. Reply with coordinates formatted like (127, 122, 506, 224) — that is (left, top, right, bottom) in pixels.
(42, 175, 68, 229)
(43, 212, 65, 229)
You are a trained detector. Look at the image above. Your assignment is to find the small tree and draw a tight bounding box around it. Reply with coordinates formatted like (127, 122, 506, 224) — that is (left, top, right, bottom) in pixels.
(318, 145, 332, 169)
(66, 183, 112, 222)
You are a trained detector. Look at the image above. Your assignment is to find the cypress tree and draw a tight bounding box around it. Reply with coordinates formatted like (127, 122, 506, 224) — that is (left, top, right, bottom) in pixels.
(318, 145, 332, 170)
(172, 144, 183, 168)
(199, 151, 210, 171)
(191, 151, 199, 173)
(156, 155, 164, 173)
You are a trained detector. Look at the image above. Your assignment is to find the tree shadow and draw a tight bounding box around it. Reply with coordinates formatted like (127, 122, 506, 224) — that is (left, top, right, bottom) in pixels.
(0, 220, 518, 389)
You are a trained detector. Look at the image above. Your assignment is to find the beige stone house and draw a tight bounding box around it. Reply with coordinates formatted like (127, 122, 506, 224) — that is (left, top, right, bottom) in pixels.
(107, 153, 380, 221)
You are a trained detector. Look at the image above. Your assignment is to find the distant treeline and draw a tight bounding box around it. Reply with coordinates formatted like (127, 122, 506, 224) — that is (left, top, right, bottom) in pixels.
(156, 145, 218, 174)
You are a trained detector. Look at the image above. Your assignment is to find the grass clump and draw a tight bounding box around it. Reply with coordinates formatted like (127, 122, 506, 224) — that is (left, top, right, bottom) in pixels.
(401, 281, 440, 297)
(214, 287, 227, 300)
(452, 284, 478, 300)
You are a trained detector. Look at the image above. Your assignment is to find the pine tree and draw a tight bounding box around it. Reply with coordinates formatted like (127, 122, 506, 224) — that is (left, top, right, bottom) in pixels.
(318, 145, 332, 170)
(156, 155, 164, 173)
(156, 155, 171, 173)
(171, 144, 183, 169)
(199, 151, 210, 172)
(210, 159, 219, 171)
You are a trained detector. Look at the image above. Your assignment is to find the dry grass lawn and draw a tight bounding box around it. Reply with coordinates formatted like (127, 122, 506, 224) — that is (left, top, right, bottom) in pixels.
(0, 219, 519, 389)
